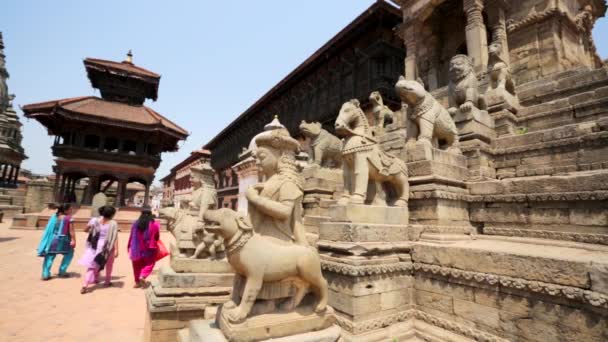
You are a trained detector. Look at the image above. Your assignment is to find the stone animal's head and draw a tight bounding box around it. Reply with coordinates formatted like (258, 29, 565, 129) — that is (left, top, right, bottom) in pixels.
(334, 99, 362, 137)
(203, 208, 252, 241)
(299, 120, 322, 138)
(158, 207, 179, 230)
(369, 91, 384, 107)
(395, 75, 427, 106)
(449, 54, 474, 81)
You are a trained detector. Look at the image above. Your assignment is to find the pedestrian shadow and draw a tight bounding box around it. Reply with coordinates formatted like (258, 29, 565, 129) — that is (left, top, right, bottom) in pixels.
(0, 236, 20, 243)
(87, 280, 126, 292)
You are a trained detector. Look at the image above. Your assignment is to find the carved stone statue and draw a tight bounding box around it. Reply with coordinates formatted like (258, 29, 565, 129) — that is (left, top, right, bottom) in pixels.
(448, 54, 487, 117)
(334, 99, 409, 207)
(369, 91, 394, 137)
(246, 126, 308, 245)
(159, 163, 222, 258)
(299, 120, 342, 168)
(198, 123, 333, 340)
(395, 76, 461, 154)
(488, 41, 515, 95)
(203, 208, 328, 323)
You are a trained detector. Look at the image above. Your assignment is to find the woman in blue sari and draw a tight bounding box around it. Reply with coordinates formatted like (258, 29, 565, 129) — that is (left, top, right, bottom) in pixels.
(37, 203, 75, 280)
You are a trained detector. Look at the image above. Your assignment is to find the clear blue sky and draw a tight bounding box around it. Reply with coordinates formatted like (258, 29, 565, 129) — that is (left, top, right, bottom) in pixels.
(2, 1, 608, 184)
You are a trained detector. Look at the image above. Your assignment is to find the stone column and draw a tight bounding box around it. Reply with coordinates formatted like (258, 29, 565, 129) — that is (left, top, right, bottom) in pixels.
(83, 175, 99, 205)
(13, 166, 20, 185)
(1, 164, 7, 183)
(52, 172, 60, 202)
(143, 183, 150, 206)
(58, 175, 67, 203)
(464, 0, 489, 74)
(402, 20, 419, 80)
(427, 35, 440, 90)
(486, 0, 510, 64)
(116, 179, 127, 207)
(6, 165, 14, 187)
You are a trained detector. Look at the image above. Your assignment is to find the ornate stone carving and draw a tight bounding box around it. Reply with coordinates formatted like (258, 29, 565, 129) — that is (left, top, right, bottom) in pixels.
(483, 227, 608, 246)
(334, 99, 409, 206)
(395, 76, 461, 154)
(160, 163, 222, 258)
(204, 207, 329, 323)
(299, 120, 342, 168)
(321, 259, 412, 276)
(414, 263, 608, 308)
(448, 54, 487, 116)
(488, 41, 515, 95)
(368, 91, 394, 136)
(199, 122, 334, 341)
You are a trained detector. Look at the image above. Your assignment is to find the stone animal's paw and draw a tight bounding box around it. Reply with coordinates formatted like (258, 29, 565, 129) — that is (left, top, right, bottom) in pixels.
(337, 196, 350, 206)
(393, 199, 407, 207)
(314, 303, 327, 313)
(460, 102, 473, 113)
(226, 307, 248, 323)
(223, 300, 237, 310)
(446, 146, 462, 155)
(349, 194, 365, 204)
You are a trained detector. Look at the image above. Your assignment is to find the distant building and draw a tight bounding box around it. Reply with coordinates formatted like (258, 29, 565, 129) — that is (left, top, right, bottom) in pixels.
(160, 149, 211, 208)
(0, 32, 27, 188)
(23, 51, 188, 206)
(204, 1, 404, 200)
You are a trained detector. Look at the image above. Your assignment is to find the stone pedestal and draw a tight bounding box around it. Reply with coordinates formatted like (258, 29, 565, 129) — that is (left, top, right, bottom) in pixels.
(181, 319, 341, 342)
(453, 107, 496, 143)
(486, 88, 521, 137)
(301, 165, 342, 243)
(145, 249, 234, 342)
(407, 144, 474, 243)
(317, 204, 413, 339)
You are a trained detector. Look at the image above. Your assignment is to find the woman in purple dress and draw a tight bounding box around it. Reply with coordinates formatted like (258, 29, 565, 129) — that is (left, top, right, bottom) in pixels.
(128, 208, 160, 288)
(78, 205, 119, 294)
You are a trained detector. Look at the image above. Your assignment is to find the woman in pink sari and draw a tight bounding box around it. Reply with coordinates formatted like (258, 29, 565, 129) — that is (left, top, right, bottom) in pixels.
(128, 208, 159, 288)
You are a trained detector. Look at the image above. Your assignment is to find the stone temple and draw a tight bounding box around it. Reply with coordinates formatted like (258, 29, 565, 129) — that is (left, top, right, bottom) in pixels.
(149, 0, 608, 341)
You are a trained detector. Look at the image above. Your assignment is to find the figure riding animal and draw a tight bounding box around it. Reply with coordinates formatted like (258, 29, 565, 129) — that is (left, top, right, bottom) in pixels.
(334, 99, 409, 206)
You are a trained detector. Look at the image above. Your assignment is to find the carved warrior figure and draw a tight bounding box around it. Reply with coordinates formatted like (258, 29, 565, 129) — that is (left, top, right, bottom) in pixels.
(395, 76, 461, 154)
(159, 164, 222, 258)
(369, 91, 394, 136)
(448, 54, 487, 116)
(204, 208, 328, 323)
(334, 99, 409, 206)
(488, 41, 515, 95)
(201, 126, 328, 324)
(299, 120, 342, 168)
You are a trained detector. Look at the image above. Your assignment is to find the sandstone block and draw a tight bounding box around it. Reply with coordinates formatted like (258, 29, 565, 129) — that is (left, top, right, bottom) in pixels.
(318, 222, 409, 243)
(453, 299, 501, 329)
(327, 204, 409, 225)
(415, 290, 453, 314)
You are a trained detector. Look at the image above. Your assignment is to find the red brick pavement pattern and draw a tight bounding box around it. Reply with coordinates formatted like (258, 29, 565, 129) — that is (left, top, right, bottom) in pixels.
(0, 221, 174, 342)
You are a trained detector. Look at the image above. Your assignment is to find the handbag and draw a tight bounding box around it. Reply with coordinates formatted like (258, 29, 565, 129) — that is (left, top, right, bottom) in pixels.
(94, 252, 107, 270)
(87, 230, 99, 250)
(155, 239, 169, 262)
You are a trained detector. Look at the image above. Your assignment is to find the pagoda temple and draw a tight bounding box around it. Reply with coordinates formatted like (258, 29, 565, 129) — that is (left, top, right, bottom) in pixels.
(0, 32, 27, 188)
(23, 52, 188, 206)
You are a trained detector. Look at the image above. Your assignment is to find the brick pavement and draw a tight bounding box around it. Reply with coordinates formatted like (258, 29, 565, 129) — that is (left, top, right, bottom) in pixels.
(0, 220, 174, 342)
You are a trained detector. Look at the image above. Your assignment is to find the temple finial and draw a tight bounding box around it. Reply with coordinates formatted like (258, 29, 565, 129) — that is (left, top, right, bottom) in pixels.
(124, 49, 133, 64)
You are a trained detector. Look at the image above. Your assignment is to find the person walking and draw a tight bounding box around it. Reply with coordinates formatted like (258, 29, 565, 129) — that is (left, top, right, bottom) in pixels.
(37, 203, 75, 280)
(78, 205, 119, 294)
(128, 208, 160, 288)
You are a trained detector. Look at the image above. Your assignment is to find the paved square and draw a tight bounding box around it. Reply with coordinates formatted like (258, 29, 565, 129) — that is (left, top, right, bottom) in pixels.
(0, 221, 174, 342)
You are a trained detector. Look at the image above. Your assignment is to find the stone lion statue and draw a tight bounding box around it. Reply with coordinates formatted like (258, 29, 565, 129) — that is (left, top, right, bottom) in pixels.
(395, 76, 461, 154)
(334, 99, 409, 206)
(488, 41, 515, 95)
(448, 54, 486, 116)
(204, 208, 328, 324)
(299, 120, 342, 168)
(369, 91, 394, 137)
